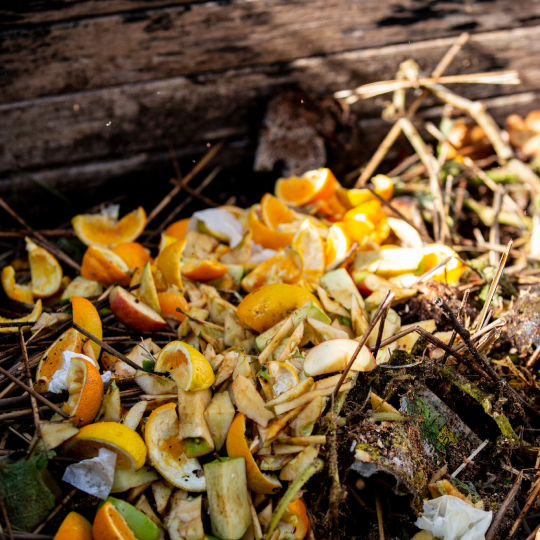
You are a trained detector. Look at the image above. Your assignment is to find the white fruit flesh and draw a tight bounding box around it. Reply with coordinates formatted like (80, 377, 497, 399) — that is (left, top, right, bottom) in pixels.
(303, 339, 376, 377)
(204, 457, 252, 540)
(204, 392, 236, 451)
(231, 375, 274, 427)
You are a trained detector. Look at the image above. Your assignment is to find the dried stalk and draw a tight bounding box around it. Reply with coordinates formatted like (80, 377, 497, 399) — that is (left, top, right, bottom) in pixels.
(72, 323, 143, 372)
(19, 328, 41, 443)
(0, 197, 81, 272)
(146, 140, 225, 224)
(399, 117, 451, 243)
(486, 471, 523, 540)
(337, 70, 519, 100)
(355, 32, 469, 187)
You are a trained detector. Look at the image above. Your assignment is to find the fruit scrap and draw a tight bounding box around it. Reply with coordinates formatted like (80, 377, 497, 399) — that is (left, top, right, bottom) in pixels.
(2, 93, 540, 540)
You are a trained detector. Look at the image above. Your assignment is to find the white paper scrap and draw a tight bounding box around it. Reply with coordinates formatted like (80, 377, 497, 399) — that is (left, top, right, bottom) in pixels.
(188, 209, 243, 247)
(62, 447, 117, 499)
(415, 495, 492, 540)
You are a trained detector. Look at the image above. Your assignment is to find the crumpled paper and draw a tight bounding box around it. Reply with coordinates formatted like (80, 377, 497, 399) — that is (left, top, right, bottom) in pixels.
(189, 208, 243, 247)
(62, 447, 117, 499)
(48, 351, 110, 393)
(415, 495, 492, 540)
(188, 208, 277, 263)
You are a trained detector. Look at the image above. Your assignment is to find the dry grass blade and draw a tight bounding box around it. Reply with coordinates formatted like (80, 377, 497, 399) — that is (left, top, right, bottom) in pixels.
(355, 32, 469, 187)
(336, 70, 519, 100)
(475, 240, 512, 331)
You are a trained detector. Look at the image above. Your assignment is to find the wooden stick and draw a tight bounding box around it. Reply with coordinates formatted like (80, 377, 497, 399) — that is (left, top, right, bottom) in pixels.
(325, 289, 394, 415)
(355, 32, 469, 187)
(337, 70, 519, 99)
(375, 490, 385, 540)
(33, 488, 78, 534)
(146, 140, 225, 224)
(508, 475, 540, 537)
(486, 471, 523, 540)
(150, 166, 221, 240)
(0, 197, 81, 272)
(0, 491, 14, 540)
(0, 365, 69, 418)
(72, 323, 144, 371)
(19, 328, 41, 441)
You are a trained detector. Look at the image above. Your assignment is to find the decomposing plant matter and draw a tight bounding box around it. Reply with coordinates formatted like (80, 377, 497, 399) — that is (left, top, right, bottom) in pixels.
(1, 31, 540, 540)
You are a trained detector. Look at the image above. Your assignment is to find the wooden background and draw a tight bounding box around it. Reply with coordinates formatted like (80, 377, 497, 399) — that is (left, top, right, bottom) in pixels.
(1, 0, 540, 220)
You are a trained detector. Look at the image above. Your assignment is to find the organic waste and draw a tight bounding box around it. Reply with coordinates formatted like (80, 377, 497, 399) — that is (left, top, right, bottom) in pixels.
(1, 33, 540, 540)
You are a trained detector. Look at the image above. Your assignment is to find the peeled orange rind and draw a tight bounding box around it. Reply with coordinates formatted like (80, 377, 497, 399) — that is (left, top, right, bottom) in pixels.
(35, 327, 83, 393)
(1, 265, 34, 304)
(226, 413, 282, 494)
(0, 299, 42, 335)
(144, 403, 206, 491)
(155, 238, 186, 291)
(63, 357, 104, 427)
(81, 245, 130, 286)
(72, 206, 146, 248)
(25, 237, 63, 298)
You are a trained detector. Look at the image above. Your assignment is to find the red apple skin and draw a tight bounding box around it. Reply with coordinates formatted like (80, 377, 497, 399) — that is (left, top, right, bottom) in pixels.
(352, 270, 375, 297)
(109, 286, 167, 331)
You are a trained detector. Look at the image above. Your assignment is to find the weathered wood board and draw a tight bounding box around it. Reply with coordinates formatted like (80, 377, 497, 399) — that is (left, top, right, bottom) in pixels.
(1, 0, 540, 102)
(2, 27, 539, 174)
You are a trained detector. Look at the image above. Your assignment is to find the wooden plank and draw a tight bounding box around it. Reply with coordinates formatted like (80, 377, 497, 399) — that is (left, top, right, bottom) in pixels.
(0, 1, 191, 26)
(1, 27, 539, 173)
(1, 0, 540, 102)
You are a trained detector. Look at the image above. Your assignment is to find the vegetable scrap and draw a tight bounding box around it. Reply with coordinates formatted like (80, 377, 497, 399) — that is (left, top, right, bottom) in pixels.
(2, 33, 540, 540)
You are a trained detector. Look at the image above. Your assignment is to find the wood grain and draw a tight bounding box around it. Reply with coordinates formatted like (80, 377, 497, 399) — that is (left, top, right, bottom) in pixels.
(2, 26, 539, 173)
(1, 0, 540, 102)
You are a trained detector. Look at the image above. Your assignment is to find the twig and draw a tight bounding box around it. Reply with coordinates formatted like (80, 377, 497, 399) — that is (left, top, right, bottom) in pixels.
(0, 365, 69, 418)
(146, 140, 225, 225)
(508, 474, 540, 538)
(413, 256, 454, 286)
(0, 491, 14, 540)
(441, 289, 470, 364)
(372, 300, 392, 360)
(475, 240, 512, 331)
(336, 70, 519, 100)
(450, 439, 489, 478)
(364, 184, 431, 242)
(325, 242, 359, 272)
(486, 471, 523, 540)
(176, 309, 225, 331)
(355, 32, 469, 187)
(489, 187, 504, 267)
(32, 488, 78, 534)
(434, 297, 499, 382)
(19, 328, 41, 443)
(426, 83, 514, 161)
(72, 323, 144, 371)
(326, 290, 394, 414)
(0, 197, 81, 272)
(399, 117, 451, 243)
(149, 166, 221, 241)
(387, 153, 420, 178)
(375, 490, 385, 540)
(526, 345, 540, 369)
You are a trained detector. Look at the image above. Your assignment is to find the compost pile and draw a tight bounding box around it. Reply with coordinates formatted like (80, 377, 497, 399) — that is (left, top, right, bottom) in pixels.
(2, 35, 540, 540)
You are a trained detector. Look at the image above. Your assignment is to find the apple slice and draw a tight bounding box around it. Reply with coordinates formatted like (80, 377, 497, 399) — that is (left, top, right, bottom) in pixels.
(204, 457, 251, 540)
(152, 479, 174, 515)
(139, 262, 161, 314)
(279, 445, 318, 481)
(303, 338, 376, 377)
(320, 268, 365, 310)
(61, 276, 103, 304)
(110, 286, 167, 332)
(111, 466, 160, 493)
(135, 371, 177, 395)
(353, 247, 424, 277)
(231, 375, 274, 427)
(204, 392, 236, 452)
(39, 420, 78, 450)
(395, 319, 436, 352)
